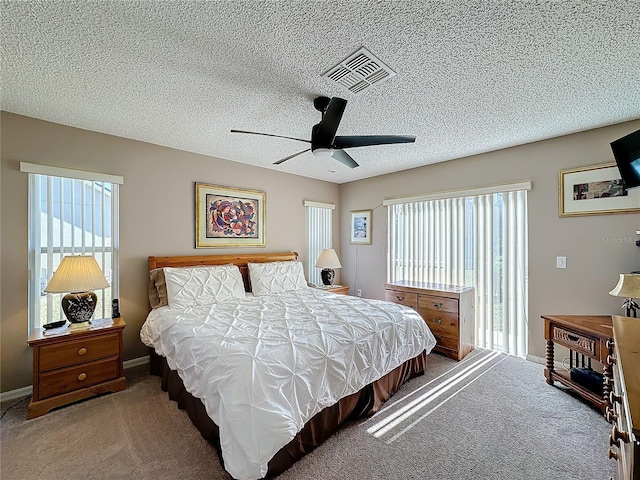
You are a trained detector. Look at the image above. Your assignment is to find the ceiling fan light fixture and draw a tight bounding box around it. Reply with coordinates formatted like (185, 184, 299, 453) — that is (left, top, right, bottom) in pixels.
(312, 148, 333, 158)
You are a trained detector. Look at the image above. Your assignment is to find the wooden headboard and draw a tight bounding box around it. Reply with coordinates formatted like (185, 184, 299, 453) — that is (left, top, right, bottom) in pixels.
(148, 252, 299, 293)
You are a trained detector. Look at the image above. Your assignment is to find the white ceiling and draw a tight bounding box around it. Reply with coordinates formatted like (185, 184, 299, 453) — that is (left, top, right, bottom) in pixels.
(2, 1, 639, 184)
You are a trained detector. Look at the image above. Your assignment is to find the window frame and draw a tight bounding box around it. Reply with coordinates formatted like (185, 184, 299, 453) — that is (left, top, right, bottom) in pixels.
(22, 162, 122, 332)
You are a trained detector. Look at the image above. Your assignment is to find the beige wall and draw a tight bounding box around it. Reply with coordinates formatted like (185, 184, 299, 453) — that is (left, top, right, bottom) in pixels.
(1, 112, 340, 392)
(338, 120, 640, 361)
(2, 112, 639, 392)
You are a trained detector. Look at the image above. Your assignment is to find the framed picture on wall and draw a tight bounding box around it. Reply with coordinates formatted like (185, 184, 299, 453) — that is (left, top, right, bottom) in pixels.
(195, 183, 266, 247)
(559, 163, 640, 217)
(350, 210, 372, 245)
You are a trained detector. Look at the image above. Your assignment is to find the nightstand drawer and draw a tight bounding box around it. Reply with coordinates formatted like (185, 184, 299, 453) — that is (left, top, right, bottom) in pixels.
(39, 333, 120, 372)
(384, 290, 418, 310)
(38, 356, 120, 399)
(552, 326, 597, 357)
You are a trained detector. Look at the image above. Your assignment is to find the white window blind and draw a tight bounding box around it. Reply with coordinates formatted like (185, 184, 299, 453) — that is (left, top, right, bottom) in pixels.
(24, 163, 121, 331)
(305, 201, 334, 286)
(387, 185, 529, 357)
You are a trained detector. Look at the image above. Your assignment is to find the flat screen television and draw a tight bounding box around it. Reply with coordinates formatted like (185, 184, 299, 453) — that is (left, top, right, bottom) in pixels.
(610, 128, 640, 190)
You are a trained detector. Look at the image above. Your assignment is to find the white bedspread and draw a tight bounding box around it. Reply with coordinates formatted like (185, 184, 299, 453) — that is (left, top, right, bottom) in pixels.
(140, 288, 435, 480)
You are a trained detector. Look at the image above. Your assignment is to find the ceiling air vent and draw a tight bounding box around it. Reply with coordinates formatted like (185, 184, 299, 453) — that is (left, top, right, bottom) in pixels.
(322, 47, 396, 94)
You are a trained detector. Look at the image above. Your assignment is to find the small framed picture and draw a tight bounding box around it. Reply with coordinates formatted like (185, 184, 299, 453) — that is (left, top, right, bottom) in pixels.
(558, 163, 640, 217)
(195, 183, 266, 247)
(350, 210, 372, 245)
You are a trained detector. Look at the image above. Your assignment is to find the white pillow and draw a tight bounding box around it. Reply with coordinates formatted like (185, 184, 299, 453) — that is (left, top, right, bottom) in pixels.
(164, 264, 246, 308)
(248, 261, 308, 296)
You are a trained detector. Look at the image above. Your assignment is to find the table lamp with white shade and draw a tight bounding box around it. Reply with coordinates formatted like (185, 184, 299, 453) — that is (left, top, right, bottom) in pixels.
(609, 273, 640, 318)
(315, 248, 342, 286)
(44, 255, 110, 328)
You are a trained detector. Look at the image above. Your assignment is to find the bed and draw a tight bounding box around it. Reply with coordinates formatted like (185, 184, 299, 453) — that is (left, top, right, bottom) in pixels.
(140, 252, 436, 480)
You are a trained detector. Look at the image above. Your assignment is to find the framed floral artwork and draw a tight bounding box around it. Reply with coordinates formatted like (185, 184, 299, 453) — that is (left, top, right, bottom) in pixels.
(559, 163, 640, 217)
(350, 210, 372, 245)
(195, 183, 266, 247)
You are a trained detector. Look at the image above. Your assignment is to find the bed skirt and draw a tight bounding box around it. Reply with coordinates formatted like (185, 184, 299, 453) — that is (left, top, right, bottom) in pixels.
(149, 349, 427, 478)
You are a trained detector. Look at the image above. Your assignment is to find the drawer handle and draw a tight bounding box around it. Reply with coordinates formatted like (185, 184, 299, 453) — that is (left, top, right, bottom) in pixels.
(77, 347, 87, 356)
(396, 295, 405, 301)
(77, 373, 87, 381)
(567, 334, 579, 342)
(432, 318, 443, 325)
(432, 302, 443, 309)
(611, 424, 630, 445)
(607, 448, 619, 461)
(610, 391, 622, 405)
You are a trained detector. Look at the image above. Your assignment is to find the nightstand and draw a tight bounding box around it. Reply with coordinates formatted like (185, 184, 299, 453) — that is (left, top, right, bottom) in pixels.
(27, 318, 127, 419)
(312, 285, 350, 295)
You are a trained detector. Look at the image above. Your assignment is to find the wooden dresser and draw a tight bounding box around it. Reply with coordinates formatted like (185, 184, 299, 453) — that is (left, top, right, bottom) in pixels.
(384, 281, 475, 361)
(605, 315, 639, 480)
(27, 318, 127, 419)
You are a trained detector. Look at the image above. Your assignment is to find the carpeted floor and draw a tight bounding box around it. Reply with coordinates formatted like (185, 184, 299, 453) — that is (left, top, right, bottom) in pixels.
(1, 350, 616, 480)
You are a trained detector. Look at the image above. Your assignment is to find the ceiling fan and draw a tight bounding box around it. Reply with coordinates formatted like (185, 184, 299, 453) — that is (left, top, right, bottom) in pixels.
(231, 96, 416, 169)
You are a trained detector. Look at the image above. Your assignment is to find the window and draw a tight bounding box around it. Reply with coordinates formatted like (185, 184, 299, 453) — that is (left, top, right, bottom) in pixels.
(304, 201, 335, 286)
(386, 182, 530, 357)
(22, 163, 122, 332)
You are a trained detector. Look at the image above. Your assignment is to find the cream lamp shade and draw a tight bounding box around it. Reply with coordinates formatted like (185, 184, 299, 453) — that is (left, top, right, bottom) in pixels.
(315, 249, 342, 269)
(609, 273, 640, 318)
(315, 249, 342, 286)
(44, 255, 109, 326)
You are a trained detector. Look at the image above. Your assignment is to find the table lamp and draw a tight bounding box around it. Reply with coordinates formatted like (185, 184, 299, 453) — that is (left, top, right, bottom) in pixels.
(315, 249, 342, 286)
(609, 273, 640, 318)
(44, 255, 110, 328)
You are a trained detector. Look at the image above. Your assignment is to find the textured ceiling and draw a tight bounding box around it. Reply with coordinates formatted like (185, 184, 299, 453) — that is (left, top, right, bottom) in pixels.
(2, 1, 639, 184)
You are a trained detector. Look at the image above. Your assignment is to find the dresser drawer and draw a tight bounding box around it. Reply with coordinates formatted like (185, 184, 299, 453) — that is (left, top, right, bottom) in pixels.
(39, 333, 120, 372)
(422, 313, 459, 337)
(419, 296, 458, 315)
(433, 334, 459, 352)
(384, 290, 418, 310)
(38, 356, 120, 399)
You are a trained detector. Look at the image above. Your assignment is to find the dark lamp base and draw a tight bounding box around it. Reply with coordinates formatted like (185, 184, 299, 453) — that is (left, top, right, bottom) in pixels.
(61, 291, 98, 324)
(320, 268, 335, 286)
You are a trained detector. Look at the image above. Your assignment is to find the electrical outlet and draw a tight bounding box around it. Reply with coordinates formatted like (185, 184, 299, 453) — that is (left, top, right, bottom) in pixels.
(356, 289, 362, 297)
(556, 256, 567, 269)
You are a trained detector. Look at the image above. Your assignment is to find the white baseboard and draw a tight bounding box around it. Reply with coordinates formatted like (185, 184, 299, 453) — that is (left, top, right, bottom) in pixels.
(1, 355, 151, 403)
(0, 385, 33, 403)
(123, 355, 150, 369)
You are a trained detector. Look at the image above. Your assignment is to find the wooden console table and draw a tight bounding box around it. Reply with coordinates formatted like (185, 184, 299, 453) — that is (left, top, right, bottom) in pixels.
(542, 314, 613, 412)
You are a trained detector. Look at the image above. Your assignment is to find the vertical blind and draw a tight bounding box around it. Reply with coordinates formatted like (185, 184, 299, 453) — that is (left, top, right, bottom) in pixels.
(23, 163, 122, 331)
(387, 186, 529, 357)
(305, 201, 334, 286)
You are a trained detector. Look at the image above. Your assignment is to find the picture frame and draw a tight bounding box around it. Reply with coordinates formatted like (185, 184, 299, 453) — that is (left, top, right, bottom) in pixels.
(195, 183, 266, 247)
(350, 210, 372, 244)
(559, 163, 640, 217)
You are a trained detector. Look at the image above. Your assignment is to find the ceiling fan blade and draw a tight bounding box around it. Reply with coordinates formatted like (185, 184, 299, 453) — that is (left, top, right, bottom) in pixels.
(313, 97, 347, 147)
(332, 149, 359, 169)
(273, 148, 311, 165)
(333, 135, 416, 149)
(231, 129, 310, 144)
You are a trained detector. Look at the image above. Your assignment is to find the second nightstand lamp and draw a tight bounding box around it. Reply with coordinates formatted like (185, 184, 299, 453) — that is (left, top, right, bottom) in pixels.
(44, 255, 110, 328)
(315, 249, 342, 286)
(609, 273, 640, 318)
